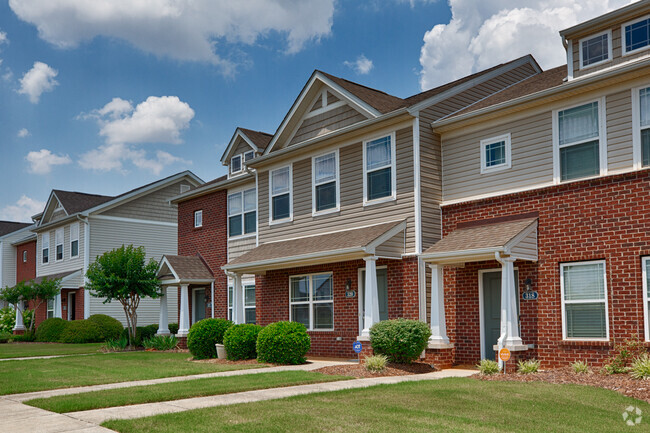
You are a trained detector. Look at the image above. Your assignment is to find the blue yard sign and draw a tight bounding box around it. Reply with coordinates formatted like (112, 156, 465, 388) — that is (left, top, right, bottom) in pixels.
(353, 341, 363, 353)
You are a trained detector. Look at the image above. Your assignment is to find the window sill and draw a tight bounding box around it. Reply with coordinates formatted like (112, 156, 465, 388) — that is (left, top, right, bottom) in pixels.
(480, 164, 511, 175)
(269, 218, 293, 226)
(228, 233, 256, 241)
(559, 340, 612, 347)
(306, 329, 335, 333)
(312, 208, 339, 218)
(580, 58, 611, 71)
(622, 46, 650, 57)
(363, 196, 396, 207)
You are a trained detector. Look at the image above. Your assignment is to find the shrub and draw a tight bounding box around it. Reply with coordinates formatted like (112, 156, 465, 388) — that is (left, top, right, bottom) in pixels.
(369, 319, 431, 363)
(187, 318, 233, 359)
(169, 323, 179, 335)
(571, 360, 590, 374)
(11, 332, 36, 342)
(257, 321, 311, 365)
(59, 320, 103, 343)
(87, 314, 123, 341)
(517, 359, 540, 374)
(143, 335, 178, 351)
(35, 318, 69, 342)
(602, 335, 646, 374)
(104, 336, 129, 352)
(365, 354, 388, 372)
(0, 307, 15, 333)
(478, 359, 501, 375)
(630, 354, 650, 380)
(224, 324, 263, 360)
(121, 323, 160, 346)
(0, 332, 11, 343)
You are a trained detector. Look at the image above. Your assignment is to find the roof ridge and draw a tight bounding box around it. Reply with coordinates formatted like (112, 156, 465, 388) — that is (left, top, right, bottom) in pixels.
(316, 70, 403, 100)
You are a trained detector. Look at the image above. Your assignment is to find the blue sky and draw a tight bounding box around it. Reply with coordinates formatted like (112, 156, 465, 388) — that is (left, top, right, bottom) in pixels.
(0, 0, 628, 221)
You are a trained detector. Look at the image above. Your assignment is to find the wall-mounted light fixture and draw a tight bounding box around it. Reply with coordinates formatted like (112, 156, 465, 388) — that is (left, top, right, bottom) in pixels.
(345, 279, 351, 291)
(524, 278, 533, 291)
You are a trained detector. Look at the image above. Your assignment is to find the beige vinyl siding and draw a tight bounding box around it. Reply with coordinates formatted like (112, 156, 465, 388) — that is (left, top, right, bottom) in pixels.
(375, 231, 405, 258)
(419, 117, 443, 251)
(233, 137, 254, 157)
(50, 209, 67, 223)
(0, 229, 31, 288)
(510, 230, 538, 260)
(228, 236, 257, 261)
(89, 286, 179, 327)
(289, 104, 368, 146)
(36, 223, 85, 280)
(102, 181, 184, 223)
(442, 111, 553, 203)
(259, 127, 416, 252)
(607, 89, 634, 172)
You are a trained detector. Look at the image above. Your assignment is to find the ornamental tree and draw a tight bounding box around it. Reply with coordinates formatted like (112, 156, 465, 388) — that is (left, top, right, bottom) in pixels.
(86, 245, 161, 345)
(0, 278, 60, 333)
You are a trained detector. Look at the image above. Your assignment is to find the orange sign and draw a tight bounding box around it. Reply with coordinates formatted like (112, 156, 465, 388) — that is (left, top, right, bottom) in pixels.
(499, 348, 511, 362)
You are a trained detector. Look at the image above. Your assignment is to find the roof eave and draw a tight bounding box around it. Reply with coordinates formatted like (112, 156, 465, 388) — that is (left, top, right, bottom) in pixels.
(170, 172, 254, 204)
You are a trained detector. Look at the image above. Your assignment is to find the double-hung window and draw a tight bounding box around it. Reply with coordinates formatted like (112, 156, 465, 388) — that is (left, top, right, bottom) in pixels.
(70, 223, 79, 258)
(480, 134, 511, 173)
(228, 188, 256, 237)
(55, 228, 64, 261)
(227, 283, 256, 324)
(623, 16, 650, 55)
(644, 257, 650, 341)
(194, 210, 203, 228)
(634, 86, 650, 168)
(561, 261, 608, 340)
(363, 134, 396, 204)
(290, 273, 333, 330)
(46, 298, 55, 319)
(555, 100, 603, 182)
(312, 151, 339, 214)
(579, 31, 611, 68)
(42, 232, 49, 264)
(230, 155, 242, 175)
(270, 166, 291, 222)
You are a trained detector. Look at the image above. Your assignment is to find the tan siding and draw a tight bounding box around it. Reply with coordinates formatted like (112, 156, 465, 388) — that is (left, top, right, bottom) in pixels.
(326, 91, 340, 104)
(419, 115, 442, 251)
(228, 236, 257, 261)
(0, 229, 32, 288)
(607, 89, 634, 172)
(289, 105, 368, 146)
(89, 286, 178, 327)
(50, 209, 67, 223)
(375, 231, 405, 258)
(511, 230, 538, 260)
(36, 223, 85, 280)
(310, 94, 323, 112)
(233, 137, 254, 156)
(102, 181, 183, 223)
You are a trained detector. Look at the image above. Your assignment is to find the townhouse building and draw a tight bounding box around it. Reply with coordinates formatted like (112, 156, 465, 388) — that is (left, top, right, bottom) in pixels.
(0, 222, 35, 313)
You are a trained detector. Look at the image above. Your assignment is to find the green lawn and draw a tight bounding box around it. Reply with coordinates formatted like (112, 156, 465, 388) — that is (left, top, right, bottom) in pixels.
(0, 342, 104, 358)
(27, 371, 350, 413)
(104, 378, 650, 433)
(0, 352, 266, 395)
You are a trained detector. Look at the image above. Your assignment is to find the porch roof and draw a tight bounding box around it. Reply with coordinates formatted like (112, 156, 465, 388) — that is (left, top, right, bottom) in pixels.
(157, 255, 214, 286)
(223, 220, 406, 274)
(33, 269, 83, 287)
(421, 217, 538, 265)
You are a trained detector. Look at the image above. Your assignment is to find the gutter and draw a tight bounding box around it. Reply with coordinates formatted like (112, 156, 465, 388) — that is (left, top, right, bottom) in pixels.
(169, 172, 255, 204)
(419, 246, 505, 262)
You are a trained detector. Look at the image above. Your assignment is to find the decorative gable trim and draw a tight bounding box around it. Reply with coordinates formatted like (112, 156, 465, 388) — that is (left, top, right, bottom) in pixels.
(38, 192, 67, 227)
(220, 128, 260, 165)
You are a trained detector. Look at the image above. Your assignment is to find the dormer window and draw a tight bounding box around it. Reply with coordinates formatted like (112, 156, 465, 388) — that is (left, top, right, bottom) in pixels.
(244, 151, 255, 163)
(580, 30, 611, 68)
(623, 15, 650, 55)
(230, 155, 242, 174)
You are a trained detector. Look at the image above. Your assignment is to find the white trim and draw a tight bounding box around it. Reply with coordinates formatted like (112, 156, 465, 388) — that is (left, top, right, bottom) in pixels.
(255, 170, 259, 247)
(229, 154, 243, 177)
(567, 39, 574, 81)
(69, 222, 79, 259)
(560, 260, 609, 342)
(480, 133, 512, 174)
(357, 265, 388, 334)
(622, 14, 650, 57)
(269, 164, 293, 225)
(228, 187, 257, 239)
(220, 129, 260, 164)
(41, 231, 50, 265)
(643, 256, 650, 342)
(192, 287, 206, 324)
(311, 149, 340, 216)
(478, 268, 520, 360)
(362, 131, 397, 207)
(289, 272, 334, 331)
(304, 100, 347, 120)
(82, 217, 90, 318)
(54, 228, 64, 262)
(227, 278, 256, 323)
(578, 29, 612, 70)
(194, 210, 203, 228)
(67, 291, 75, 320)
(412, 116, 422, 254)
(89, 214, 178, 227)
(632, 84, 650, 169)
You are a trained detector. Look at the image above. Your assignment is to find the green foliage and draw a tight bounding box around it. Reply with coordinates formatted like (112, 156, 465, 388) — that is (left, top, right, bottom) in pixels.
(168, 323, 179, 335)
(369, 319, 431, 363)
(121, 324, 159, 347)
(0, 307, 15, 333)
(602, 335, 646, 375)
(22, 309, 34, 331)
(0, 278, 61, 334)
(478, 359, 501, 375)
(143, 335, 178, 351)
(187, 319, 233, 359)
(256, 321, 311, 365)
(517, 359, 540, 374)
(223, 324, 262, 360)
(0, 331, 11, 343)
(571, 360, 590, 374)
(87, 314, 123, 341)
(59, 320, 103, 344)
(364, 354, 388, 372)
(0, 282, 26, 306)
(103, 336, 130, 352)
(35, 318, 69, 342)
(630, 354, 650, 380)
(11, 332, 36, 342)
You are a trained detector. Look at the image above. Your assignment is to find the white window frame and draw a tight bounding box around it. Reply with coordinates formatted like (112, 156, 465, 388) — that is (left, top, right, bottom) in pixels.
(227, 278, 256, 324)
(69, 223, 79, 259)
(230, 154, 243, 175)
(41, 232, 50, 265)
(55, 228, 64, 262)
(578, 29, 612, 70)
(362, 132, 397, 206)
(552, 97, 607, 184)
(22, 250, 27, 263)
(643, 257, 650, 341)
(622, 14, 650, 56)
(560, 260, 609, 342)
(227, 187, 257, 239)
(289, 272, 334, 331)
(46, 298, 55, 319)
(244, 150, 255, 163)
(632, 84, 650, 169)
(311, 149, 340, 216)
(194, 210, 203, 228)
(480, 133, 512, 174)
(268, 164, 293, 224)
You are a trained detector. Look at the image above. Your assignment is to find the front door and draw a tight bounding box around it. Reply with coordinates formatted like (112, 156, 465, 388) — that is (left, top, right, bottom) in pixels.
(359, 268, 388, 333)
(193, 288, 206, 324)
(68, 293, 76, 321)
(481, 270, 519, 361)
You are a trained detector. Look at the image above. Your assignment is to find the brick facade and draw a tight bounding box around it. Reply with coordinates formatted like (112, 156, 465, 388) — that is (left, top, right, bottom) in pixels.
(15, 240, 36, 285)
(441, 169, 650, 368)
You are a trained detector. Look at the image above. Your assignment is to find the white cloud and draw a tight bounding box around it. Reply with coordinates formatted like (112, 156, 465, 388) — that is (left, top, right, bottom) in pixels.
(344, 54, 374, 75)
(0, 195, 45, 222)
(18, 61, 59, 103)
(0, 31, 7, 45)
(9, 0, 336, 74)
(78, 143, 190, 175)
(17, 128, 30, 138)
(25, 149, 72, 174)
(418, 0, 633, 89)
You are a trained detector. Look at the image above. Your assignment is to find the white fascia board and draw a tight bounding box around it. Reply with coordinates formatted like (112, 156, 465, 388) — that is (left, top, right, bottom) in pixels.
(220, 129, 260, 164)
(222, 247, 366, 273)
(420, 246, 504, 262)
(156, 256, 180, 281)
(37, 191, 63, 227)
(169, 172, 255, 204)
(160, 278, 214, 286)
(366, 221, 408, 251)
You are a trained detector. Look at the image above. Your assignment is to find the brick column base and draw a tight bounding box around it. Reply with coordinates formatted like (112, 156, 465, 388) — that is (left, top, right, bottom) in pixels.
(12, 329, 25, 335)
(424, 347, 454, 369)
(177, 336, 188, 350)
(495, 348, 531, 373)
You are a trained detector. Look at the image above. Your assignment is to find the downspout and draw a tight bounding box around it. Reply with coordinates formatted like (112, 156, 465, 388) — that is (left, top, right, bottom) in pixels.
(494, 251, 507, 367)
(211, 281, 215, 319)
(78, 215, 91, 319)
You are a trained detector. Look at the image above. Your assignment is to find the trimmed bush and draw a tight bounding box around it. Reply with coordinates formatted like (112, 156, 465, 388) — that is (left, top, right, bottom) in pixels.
(169, 323, 179, 335)
(369, 319, 431, 363)
(59, 320, 103, 343)
(35, 318, 69, 342)
(257, 321, 311, 365)
(87, 314, 123, 341)
(187, 318, 233, 359)
(224, 324, 262, 360)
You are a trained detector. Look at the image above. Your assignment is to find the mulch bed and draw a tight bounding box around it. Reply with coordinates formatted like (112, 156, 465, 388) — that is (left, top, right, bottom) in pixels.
(477, 367, 650, 403)
(315, 361, 436, 378)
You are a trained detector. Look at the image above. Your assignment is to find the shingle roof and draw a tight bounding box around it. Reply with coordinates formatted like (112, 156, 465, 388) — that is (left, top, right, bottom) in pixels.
(161, 255, 214, 281)
(53, 190, 114, 215)
(0, 221, 32, 237)
(33, 269, 81, 285)
(239, 128, 273, 152)
(318, 71, 407, 114)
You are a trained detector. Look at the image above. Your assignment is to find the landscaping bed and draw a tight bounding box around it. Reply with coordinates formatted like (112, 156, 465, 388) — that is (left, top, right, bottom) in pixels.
(191, 357, 266, 366)
(315, 361, 436, 378)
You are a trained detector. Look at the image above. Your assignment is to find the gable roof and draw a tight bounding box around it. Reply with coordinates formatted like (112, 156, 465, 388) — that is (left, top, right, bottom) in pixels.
(52, 190, 114, 215)
(0, 221, 32, 237)
(220, 127, 273, 164)
(239, 128, 273, 150)
(317, 71, 407, 114)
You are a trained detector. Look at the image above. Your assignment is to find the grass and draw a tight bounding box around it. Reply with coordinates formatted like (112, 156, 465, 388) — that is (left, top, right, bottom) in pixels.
(0, 352, 265, 395)
(27, 371, 350, 413)
(0, 342, 104, 359)
(104, 378, 650, 433)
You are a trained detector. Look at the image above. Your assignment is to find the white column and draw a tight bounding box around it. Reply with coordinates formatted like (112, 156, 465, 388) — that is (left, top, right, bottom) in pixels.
(13, 302, 25, 331)
(232, 274, 244, 324)
(54, 292, 62, 319)
(429, 264, 450, 345)
(157, 286, 170, 335)
(497, 256, 522, 348)
(178, 284, 190, 336)
(361, 256, 379, 338)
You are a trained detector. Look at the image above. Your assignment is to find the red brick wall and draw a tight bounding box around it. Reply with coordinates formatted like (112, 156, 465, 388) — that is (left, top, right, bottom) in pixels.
(16, 240, 36, 284)
(442, 169, 650, 368)
(256, 256, 419, 358)
(61, 288, 84, 321)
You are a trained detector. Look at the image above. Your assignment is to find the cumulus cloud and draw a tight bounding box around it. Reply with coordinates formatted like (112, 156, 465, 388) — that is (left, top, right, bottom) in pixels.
(419, 0, 632, 89)
(0, 195, 45, 222)
(17, 128, 30, 138)
(0, 31, 7, 45)
(78, 143, 190, 175)
(25, 149, 71, 174)
(18, 61, 58, 103)
(344, 54, 374, 75)
(9, 0, 336, 74)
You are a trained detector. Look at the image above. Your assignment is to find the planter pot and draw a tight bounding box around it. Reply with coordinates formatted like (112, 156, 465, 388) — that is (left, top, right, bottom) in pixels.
(215, 343, 227, 359)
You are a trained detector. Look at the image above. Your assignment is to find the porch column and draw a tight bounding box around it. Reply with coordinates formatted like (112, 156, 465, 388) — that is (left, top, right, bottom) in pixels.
(361, 256, 379, 338)
(178, 284, 190, 336)
(54, 292, 62, 318)
(13, 302, 25, 332)
(157, 286, 170, 335)
(232, 274, 244, 324)
(429, 264, 450, 345)
(498, 256, 523, 348)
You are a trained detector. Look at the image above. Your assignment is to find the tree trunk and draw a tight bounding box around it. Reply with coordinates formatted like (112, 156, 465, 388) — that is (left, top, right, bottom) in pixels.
(121, 301, 132, 346)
